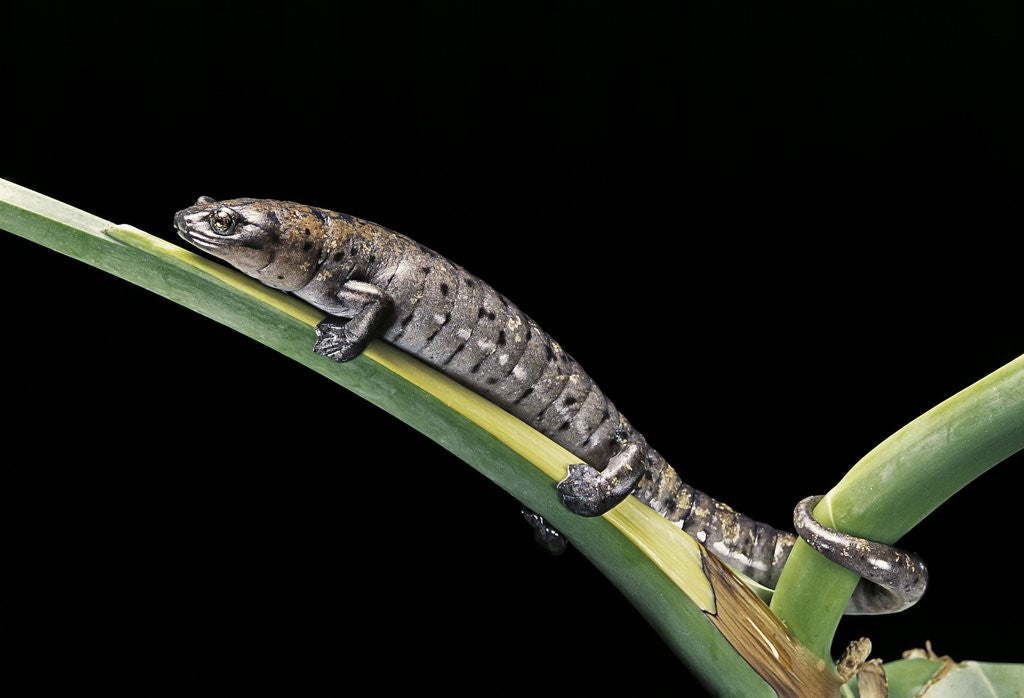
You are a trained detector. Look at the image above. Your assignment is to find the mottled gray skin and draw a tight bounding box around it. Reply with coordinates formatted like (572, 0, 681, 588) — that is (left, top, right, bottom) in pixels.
(175, 197, 927, 614)
(793, 496, 927, 614)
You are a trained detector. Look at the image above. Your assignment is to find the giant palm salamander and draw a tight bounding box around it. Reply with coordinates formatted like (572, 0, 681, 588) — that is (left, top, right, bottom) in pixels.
(175, 197, 927, 614)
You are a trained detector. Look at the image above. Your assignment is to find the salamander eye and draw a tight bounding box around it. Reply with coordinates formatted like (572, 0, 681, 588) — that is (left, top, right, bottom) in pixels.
(210, 208, 236, 234)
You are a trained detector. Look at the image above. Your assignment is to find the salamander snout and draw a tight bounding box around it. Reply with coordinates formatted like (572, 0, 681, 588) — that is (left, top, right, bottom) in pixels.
(173, 209, 187, 235)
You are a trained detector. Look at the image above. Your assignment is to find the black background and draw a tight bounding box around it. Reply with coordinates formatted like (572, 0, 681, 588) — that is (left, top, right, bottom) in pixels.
(5, 2, 1022, 694)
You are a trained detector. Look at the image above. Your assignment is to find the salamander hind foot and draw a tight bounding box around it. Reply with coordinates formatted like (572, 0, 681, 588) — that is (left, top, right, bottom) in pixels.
(556, 442, 646, 517)
(557, 464, 611, 517)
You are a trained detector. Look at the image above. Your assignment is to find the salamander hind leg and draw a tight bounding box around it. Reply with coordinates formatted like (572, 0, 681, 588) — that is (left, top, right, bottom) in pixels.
(313, 281, 394, 363)
(556, 439, 646, 517)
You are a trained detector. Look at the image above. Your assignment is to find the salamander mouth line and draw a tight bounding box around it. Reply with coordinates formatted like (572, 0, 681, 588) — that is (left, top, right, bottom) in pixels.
(186, 234, 222, 250)
(175, 221, 223, 250)
(174, 217, 219, 248)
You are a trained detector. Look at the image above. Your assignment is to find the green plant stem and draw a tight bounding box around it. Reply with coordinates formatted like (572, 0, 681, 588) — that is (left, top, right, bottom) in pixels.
(772, 354, 1024, 658)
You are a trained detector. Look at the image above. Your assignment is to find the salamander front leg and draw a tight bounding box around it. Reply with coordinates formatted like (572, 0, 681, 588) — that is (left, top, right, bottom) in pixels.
(520, 508, 568, 555)
(313, 281, 394, 363)
(556, 439, 646, 517)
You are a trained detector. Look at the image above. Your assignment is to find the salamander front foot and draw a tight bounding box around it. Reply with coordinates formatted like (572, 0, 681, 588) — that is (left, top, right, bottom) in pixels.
(313, 281, 394, 363)
(313, 319, 365, 363)
(521, 508, 568, 555)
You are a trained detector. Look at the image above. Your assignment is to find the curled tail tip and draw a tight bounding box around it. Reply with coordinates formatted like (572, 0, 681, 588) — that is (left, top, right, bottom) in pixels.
(793, 494, 928, 615)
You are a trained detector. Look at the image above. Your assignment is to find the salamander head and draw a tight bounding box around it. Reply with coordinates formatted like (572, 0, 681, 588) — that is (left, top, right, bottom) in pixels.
(174, 196, 328, 291)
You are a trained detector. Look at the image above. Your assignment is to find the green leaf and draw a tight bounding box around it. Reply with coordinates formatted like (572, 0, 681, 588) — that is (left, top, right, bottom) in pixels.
(882, 659, 947, 697)
(916, 661, 1024, 696)
(842, 658, 1024, 697)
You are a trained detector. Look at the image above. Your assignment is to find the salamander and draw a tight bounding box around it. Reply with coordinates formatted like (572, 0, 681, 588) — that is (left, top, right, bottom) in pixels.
(174, 196, 927, 614)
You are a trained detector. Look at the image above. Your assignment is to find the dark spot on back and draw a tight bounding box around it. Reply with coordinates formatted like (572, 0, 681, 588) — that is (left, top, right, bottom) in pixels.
(304, 228, 310, 236)
(400, 313, 415, 328)
(478, 307, 487, 319)
(526, 328, 532, 341)
(564, 396, 577, 406)
(444, 343, 466, 364)
(267, 211, 279, 225)
(270, 231, 281, 244)
(333, 252, 345, 261)
(487, 311, 496, 321)
(559, 421, 571, 431)
(440, 283, 449, 297)
(486, 377, 500, 385)
(277, 275, 284, 280)
(422, 266, 432, 274)
(498, 295, 509, 307)
(464, 277, 475, 287)
(303, 242, 313, 251)
(367, 254, 375, 264)
(546, 345, 555, 361)
(514, 388, 533, 404)
(497, 330, 506, 346)
(350, 246, 357, 255)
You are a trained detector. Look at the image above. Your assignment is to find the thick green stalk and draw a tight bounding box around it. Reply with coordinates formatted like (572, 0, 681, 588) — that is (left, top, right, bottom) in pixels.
(772, 355, 1024, 657)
